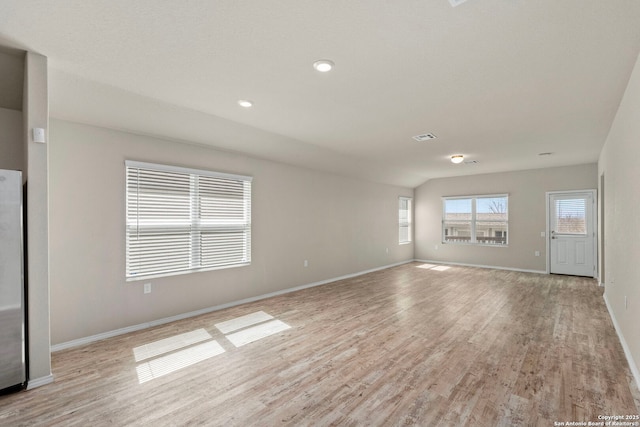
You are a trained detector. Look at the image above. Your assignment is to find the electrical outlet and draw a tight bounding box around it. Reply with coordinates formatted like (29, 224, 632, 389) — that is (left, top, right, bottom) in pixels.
(535, 251, 540, 257)
(434, 244, 438, 250)
(304, 260, 308, 268)
(540, 231, 545, 237)
(386, 247, 389, 254)
(625, 296, 628, 310)
(144, 283, 151, 294)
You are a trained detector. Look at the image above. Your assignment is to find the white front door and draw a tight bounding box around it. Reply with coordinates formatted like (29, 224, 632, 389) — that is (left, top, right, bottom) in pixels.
(548, 190, 596, 277)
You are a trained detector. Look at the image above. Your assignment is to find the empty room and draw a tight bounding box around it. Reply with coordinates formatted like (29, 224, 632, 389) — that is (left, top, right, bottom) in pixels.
(1, 1, 640, 425)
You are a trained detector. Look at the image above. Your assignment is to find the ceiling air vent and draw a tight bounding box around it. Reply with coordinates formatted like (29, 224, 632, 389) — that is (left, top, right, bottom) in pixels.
(412, 133, 437, 142)
(464, 160, 479, 164)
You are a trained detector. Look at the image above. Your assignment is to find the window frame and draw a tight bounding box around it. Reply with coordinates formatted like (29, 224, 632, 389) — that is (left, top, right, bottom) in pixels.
(125, 160, 252, 281)
(399, 196, 413, 244)
(442, 194, 508, 246)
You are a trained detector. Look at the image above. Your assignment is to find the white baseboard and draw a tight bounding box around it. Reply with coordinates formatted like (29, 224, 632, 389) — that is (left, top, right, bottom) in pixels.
(603, 293, 640, 393)
(27, 374, 54, 390)
(51, 260, 414, 352)
(413, 259, 546, 275)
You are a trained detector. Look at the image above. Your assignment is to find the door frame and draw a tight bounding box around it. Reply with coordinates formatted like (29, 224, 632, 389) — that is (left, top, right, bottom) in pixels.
(545, 189, 597, 277)
(599, 174, 605, 286)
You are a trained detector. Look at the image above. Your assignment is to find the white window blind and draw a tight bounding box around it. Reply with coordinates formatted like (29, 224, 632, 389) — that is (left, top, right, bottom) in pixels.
(126, 161, 252, 280)
(399, 197, 412, 244)
(555, 198, 586, 234)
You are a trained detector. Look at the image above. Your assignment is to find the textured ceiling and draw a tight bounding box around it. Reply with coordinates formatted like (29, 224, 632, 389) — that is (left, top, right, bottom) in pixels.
(2, 0, 640, 187)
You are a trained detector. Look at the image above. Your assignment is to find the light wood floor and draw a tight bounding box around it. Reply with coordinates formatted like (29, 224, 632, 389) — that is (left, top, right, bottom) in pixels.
(1, 263, 639, 426)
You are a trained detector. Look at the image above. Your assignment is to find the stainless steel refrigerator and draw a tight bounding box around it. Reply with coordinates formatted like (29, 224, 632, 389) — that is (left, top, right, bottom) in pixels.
(0, 169, 26, 392)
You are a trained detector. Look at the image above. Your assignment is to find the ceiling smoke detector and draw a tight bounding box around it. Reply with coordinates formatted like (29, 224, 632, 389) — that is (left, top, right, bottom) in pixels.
(412, 133, 437, 142)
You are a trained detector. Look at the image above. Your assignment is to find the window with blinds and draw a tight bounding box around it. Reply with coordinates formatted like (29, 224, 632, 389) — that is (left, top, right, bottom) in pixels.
(399, 197, 412, 244)
(125, 161, 252, 280)
(442, 194, 508, 245)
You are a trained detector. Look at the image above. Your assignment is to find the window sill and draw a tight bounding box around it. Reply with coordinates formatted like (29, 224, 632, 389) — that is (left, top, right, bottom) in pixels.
(442, 242, 509, 248)
(127, 262, 251, 282)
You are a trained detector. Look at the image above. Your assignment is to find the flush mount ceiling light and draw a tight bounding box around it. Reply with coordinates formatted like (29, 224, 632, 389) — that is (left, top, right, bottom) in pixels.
(238, 100, 253, 108)
(313, 60, 334, 72)
(450, 155, 464, 164)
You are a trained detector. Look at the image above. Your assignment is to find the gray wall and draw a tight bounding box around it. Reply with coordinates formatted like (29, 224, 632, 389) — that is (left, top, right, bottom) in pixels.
(0, 49, 24, 172)
(0, 107, 22, 171)
(24, 52, 51, 386)
(414, 164, 597, 272)
(599, 51, 640, 386)
(0, 48, 23, 111)
(1, 47, 51, 387)
(49, 119, 414, 345)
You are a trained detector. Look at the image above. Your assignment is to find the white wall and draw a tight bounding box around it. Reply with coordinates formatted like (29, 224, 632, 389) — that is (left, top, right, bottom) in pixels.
(414, 164, 597, 272)
(49, 119, 414, 345)
(599, 51, 640, 387)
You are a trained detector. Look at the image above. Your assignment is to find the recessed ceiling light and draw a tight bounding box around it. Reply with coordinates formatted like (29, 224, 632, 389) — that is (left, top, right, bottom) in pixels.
(451, 155, 464, 164)
(313, 60, 334, 72)
(238, 100, 253, 108)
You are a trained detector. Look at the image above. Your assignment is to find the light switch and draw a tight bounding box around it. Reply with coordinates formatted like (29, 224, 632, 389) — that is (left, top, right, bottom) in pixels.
(33, 128, 46, 143)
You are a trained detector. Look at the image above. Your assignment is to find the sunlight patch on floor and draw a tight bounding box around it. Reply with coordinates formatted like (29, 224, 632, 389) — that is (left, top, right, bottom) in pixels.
(133, 328, 212, 362)
(136, 340, 225, 384)
(417, 264, 437, 269)
(134, 311, 292, 383)
(417, 263, 452, 271)
(214, 311, 274, 334)
(225, 319, 291, 347)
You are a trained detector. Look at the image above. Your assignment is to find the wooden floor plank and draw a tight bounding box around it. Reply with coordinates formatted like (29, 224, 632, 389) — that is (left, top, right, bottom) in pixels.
(1, 262, 638, 426)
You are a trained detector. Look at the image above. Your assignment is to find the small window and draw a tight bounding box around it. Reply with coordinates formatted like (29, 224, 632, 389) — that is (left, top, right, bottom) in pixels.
(555, 198, 586, 235)
(399, 197, 412, 244)
(442, 194, 508, 245)
(125, 161, 252, 280)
